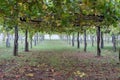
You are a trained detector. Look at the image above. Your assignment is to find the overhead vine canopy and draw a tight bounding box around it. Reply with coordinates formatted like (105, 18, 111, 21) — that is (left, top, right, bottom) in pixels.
(0, 0, 119, 33)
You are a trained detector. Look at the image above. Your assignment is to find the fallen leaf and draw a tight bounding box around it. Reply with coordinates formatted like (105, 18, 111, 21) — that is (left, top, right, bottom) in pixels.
(25, 73, 34, 77)
(15, 75, 20, 78)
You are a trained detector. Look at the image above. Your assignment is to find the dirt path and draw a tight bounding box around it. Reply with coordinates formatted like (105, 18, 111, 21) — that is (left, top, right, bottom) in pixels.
(0, 50, 119, 80)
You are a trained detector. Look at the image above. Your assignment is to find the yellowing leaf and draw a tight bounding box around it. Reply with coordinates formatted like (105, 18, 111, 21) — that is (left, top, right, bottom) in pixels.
(73, 71, 87, 77)
(18, 2, 22, 6)
(43, 4, 47, 9)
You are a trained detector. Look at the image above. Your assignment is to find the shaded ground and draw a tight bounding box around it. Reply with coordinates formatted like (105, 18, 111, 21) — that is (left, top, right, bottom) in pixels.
(0, 40, 119, 80)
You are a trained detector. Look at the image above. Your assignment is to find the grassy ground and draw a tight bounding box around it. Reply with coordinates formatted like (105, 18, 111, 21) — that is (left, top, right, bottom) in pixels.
(0, 40, 119, 80)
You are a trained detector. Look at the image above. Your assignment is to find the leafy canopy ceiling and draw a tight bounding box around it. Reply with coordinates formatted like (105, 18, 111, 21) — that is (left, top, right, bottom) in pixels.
(0, 0, 119, 33)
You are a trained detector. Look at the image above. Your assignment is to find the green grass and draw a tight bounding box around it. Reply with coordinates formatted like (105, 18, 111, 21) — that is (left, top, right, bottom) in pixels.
(0, 40, 119, 67)
(0, 40, 119, 61)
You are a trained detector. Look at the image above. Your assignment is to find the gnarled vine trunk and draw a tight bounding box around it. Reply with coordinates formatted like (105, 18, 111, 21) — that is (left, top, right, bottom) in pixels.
(66, 35, 69, 44)
(13, 25, 18, 56)
(30, 37, 32, 49)
(77, 32, 80, 48)
(25, 29, 29, 51)
(6, 32, 10, 48)
(97, 26, 101, 56)
(112, 34, 116, 52)
(84, 30, 87, 52)
(101, 31, 104, 49)
(91, 35, 94, 47)
(119, 48, 120, 62)
(34, 34, 37, 46)
(72, 33, 75, 47)
(68, 35, 71, 45)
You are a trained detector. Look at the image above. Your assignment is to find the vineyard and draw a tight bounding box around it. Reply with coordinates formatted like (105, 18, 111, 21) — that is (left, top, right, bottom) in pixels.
(0, 0, 120, 80)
